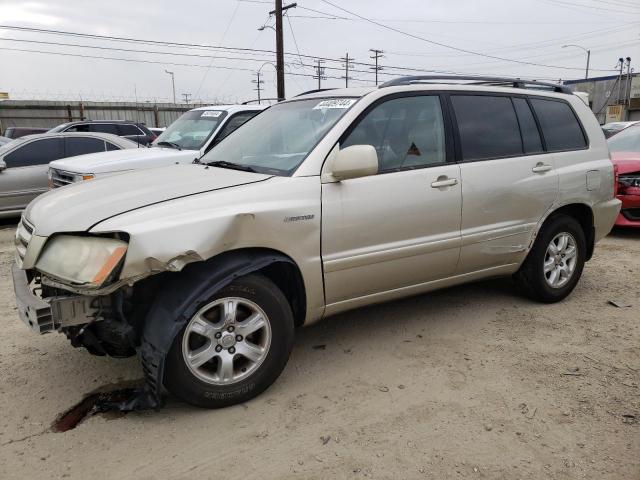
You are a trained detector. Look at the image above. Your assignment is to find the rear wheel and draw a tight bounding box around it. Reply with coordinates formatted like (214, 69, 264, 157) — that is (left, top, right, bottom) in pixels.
(164, 274, 294, 408)
(514, 214, 586, 303)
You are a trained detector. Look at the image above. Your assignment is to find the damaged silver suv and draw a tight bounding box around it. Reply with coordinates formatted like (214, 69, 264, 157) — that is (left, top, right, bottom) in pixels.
(12, 76, 621, 408)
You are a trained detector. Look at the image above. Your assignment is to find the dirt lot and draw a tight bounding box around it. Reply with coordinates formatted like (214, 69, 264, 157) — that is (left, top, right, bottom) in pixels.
(0, 224, 638, 480)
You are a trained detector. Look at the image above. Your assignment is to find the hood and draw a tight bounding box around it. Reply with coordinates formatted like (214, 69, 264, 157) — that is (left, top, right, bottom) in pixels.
(610, 152, 640, 175)
(25, 164, 272, 236)
(49, 147, 201, 174)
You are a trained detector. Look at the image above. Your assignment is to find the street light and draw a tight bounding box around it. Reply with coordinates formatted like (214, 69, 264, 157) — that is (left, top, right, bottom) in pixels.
(164, 70, 176, 104)
(562, 44, 591, 79)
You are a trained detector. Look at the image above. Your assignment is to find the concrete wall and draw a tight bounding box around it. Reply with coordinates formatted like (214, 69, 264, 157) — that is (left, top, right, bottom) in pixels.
(0, 100, 217, 134)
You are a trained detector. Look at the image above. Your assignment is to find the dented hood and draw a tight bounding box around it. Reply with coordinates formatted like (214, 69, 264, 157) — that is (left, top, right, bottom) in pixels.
(25, 164, 272, 236)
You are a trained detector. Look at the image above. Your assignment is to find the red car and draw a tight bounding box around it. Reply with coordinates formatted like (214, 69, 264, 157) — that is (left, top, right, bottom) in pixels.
(608, 124, 640, 227)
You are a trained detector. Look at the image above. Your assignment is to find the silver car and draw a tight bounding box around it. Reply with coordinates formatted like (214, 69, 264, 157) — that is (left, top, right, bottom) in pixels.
(0, 132, 136, 217)
(12, 76, 621, 409)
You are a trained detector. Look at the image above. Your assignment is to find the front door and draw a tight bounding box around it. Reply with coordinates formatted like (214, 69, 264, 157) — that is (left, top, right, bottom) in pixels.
(321, 94, 462, 307)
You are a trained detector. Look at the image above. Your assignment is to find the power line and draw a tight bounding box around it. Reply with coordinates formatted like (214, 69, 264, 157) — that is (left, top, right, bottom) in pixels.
(315, 0, 619, 72)
(369, 49, 384, 86)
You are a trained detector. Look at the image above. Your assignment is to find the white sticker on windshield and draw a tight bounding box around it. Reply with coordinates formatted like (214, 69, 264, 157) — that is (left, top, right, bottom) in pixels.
(313, 99, 356, 110)
(201, 111, 223, 117)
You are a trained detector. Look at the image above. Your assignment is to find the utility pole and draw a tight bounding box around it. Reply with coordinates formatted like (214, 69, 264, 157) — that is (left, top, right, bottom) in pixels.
(252, 71, 265, 104)
(269, 1, 297, 101)
(616, 58, 624, 104)
(181, 93, 192, 103)
(369, 49, 384, 86)
(340, 53, 354, 87)
(624, 57, 632, 108)
(313, 59, 326, 90)
(165, 70, 176, 103)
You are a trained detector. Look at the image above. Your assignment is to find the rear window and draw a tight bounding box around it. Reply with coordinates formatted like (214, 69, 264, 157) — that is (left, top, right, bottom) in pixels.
(451, 95, 522, 161)
(118, 124, 143, 136)
(530, 98, 586, 151)
(88, 123, 119, 135)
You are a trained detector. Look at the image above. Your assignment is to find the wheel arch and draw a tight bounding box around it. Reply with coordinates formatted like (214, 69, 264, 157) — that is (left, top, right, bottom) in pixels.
(134, 247, 306, 403)
(542, 203, 595, 260)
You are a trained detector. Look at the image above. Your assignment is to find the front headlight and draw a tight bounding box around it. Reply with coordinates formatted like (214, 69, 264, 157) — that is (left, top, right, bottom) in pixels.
(35, 235, 127, 288)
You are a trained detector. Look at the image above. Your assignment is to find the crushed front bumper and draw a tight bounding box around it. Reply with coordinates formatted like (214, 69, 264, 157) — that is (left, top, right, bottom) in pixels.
(12, 264, 104, 334)
(12, 263, 54, 333)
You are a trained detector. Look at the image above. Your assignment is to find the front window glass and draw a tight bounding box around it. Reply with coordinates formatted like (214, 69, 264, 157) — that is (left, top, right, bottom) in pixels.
(201, 98, 358, 175)
(342, 95, 446, 171)
(155, 110, 226, 150)
(608, 125, 640, 153)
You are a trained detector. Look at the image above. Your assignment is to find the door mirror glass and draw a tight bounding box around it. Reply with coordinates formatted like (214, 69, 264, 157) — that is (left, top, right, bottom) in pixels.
(331, 144, 379, 181)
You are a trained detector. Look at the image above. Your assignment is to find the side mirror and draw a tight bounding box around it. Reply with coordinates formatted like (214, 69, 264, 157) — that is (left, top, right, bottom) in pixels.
(0, 160, 6, 172)
(330, 145, 378, 181)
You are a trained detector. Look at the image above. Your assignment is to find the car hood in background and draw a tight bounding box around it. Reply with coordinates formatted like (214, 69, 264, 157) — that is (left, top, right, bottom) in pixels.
(610, 152, 640, 175)
(25, 164, 272, 236)
(49, 147, 201, 174)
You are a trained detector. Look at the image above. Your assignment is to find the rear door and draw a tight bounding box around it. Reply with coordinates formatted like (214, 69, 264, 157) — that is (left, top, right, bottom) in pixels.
(321, 93, 462, 306)
(0, 138, 65, 213)
(450, 93, 558, 273)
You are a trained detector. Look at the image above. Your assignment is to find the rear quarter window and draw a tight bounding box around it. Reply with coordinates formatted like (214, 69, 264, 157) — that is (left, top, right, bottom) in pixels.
(530, 98, 587, 151)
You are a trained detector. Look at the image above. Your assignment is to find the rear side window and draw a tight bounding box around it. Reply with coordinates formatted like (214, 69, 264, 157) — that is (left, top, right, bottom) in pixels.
(5, 138, 65, 167)
(106, 142, 120, 151)
(451, 95, 522, 161)
(530, 98, 586, 151)
(512, 98, 543, 154)
(117, 124, 143, 136)
(88, 123, 119, 134)
(65, 137, 106, 156)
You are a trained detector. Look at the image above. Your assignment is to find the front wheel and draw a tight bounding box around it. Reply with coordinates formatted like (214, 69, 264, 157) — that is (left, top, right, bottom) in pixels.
(164, 274, 294, 408)
(514, 214, 586, 303)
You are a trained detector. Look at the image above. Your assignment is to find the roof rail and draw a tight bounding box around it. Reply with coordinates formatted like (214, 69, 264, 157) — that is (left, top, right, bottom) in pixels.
(241, 98, 281, 105)
(295, 88, 337, 97)
(378, 75, 572, 94)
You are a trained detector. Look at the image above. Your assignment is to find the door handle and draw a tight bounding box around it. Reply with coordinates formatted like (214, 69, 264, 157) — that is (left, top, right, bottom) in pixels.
(532, 163, 552, 173)
(431, 177, 458, 188)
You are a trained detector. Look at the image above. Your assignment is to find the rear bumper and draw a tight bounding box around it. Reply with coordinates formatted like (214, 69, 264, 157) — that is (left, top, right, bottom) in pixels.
(593, 198, 622, 242)
(12, 264, 54, 334)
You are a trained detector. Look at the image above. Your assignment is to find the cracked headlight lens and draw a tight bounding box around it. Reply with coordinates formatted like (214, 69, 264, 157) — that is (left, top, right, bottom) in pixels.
(35, 235, 127, 288)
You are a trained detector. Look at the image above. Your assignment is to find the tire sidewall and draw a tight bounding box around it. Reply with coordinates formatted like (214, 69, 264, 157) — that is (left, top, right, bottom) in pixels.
(529, 215, 586, 302)
(165, 274, 294, 408)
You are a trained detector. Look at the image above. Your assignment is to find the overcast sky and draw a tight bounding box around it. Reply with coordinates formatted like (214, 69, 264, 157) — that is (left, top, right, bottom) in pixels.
(0, 0, 638, 103)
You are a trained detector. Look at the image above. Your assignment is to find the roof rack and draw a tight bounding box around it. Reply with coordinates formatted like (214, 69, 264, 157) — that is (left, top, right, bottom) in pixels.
(378, 75, 572, 94)
(295, 88, 337, 97)
(241, 98, 281, 105)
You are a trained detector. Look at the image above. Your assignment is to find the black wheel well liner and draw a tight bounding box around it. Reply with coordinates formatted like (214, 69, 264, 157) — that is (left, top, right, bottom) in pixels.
(136, 248, 306, 403)
(546, 203, 595, 260)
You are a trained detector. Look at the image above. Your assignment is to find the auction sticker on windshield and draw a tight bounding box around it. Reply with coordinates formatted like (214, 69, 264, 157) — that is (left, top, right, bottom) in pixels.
(313, 99, 356, 110)
(201, 111, 223, 117)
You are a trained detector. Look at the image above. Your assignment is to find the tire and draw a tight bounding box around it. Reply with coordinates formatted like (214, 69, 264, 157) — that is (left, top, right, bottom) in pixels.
(164, 274, 294, 408)
(514, 214, 586, 303)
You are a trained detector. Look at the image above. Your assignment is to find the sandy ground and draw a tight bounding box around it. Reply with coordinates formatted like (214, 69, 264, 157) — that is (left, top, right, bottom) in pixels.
(0, 224, 638, 480)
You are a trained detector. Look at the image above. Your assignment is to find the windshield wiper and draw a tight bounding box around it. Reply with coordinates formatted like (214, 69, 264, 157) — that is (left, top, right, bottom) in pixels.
(206, 160, 257, 173)
(156, 141, 182, 150)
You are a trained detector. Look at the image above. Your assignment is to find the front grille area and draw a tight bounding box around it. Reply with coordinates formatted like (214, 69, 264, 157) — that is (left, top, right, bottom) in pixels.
(622, 208, 640, 221)
(49, 168, 76, 188)
(15, 217, 34, 265)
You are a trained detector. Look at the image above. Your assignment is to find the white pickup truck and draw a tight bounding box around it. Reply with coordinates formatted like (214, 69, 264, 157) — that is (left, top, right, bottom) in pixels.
(48, 104, 265, 187)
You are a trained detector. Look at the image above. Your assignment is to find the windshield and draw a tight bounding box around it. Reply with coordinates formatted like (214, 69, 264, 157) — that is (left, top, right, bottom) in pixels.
(608, 125, 640, 153)
(201, 98, 358, 175)
(154, 110, 227, 150)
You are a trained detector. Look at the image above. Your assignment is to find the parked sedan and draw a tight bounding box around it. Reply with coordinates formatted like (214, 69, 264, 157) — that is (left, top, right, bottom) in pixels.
(0, 132, 137, 218)
(3, 127, 49, 139)
(608, 124, 640, 227)
(602, 121, 639, 138)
